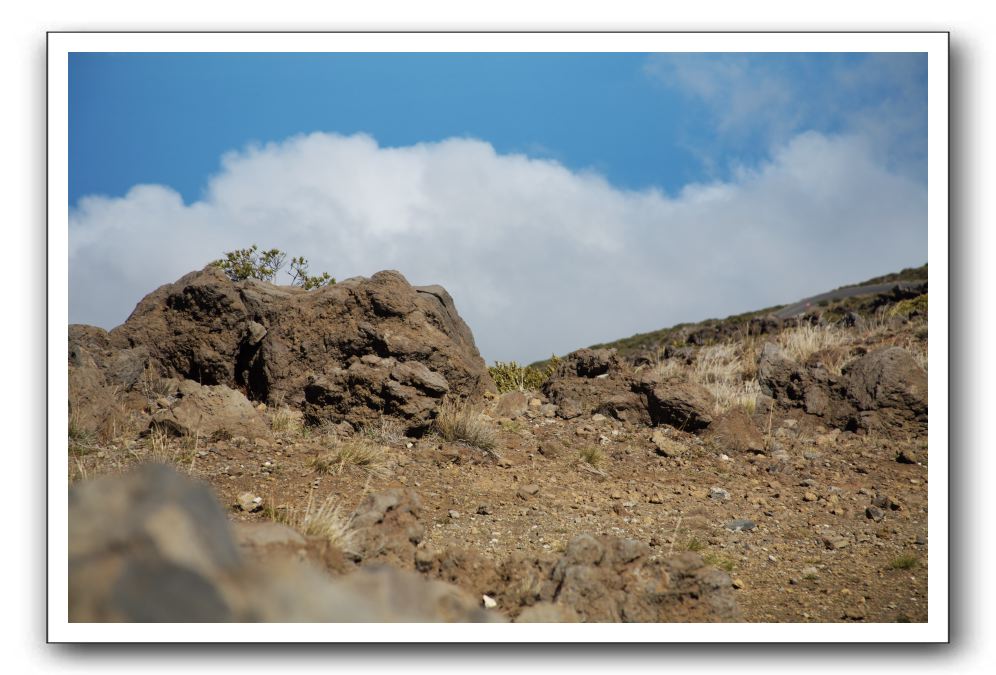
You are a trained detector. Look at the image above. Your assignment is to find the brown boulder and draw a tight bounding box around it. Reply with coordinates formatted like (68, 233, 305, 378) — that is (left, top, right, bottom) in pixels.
(152, 380, 266, 439)
(635, 376, 714, 432)
(90, 265, 491, 435)
(843, 346, 927, 428)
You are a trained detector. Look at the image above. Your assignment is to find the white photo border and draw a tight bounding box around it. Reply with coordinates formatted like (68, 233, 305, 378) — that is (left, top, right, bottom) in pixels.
(48, 31, 948, 643)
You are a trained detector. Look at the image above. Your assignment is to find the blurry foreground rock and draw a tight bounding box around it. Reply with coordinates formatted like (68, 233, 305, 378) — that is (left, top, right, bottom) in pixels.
(68, 465, 497, 622)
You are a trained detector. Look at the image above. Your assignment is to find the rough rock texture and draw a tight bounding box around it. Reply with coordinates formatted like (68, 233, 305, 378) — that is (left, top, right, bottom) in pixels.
(758, 343, 927, 432)
(68, 465, 497, 622)
(152, 379, 266, 438)
(541, 348, 714, 432)
(73, 266, 493, 434)
(842, 347, 928, 430)
(633, 375, 714, 432)
(495, 535, 738, 622)
(349, 488, 426, 567)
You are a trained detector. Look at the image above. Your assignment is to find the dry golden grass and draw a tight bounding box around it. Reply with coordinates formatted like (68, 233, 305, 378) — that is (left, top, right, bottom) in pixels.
(68, 406, 97, 456)
(361, 417, 406, 445)
(778, 323, 850, 365)
(579, 445, 605, 470)
(277, 491, 355, 551)
(434, 399, 497, 452)
(269, 405, 301, 434)
(687, 344, 760, 415)
(312, 438, 388, 478)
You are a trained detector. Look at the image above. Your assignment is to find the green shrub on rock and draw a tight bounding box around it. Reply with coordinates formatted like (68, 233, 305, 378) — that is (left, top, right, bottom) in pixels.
(213, 245, 334, 289)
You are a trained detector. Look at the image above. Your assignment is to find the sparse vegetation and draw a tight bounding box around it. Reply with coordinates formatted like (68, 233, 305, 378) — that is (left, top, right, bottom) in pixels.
(288, 256, 335, 289)
(888, 293, 928, 319)
(276, 491, 355, 551)
(686, 537, 706, 552)
(579, 445, 605, 470)
(69, 407, 97, 456)
(690, 344, 759, 414)
(312, 438, 388, 478)
(360, 417, 406, 446)
(489, 357, 560, 393)
(434, 398, 498, 452)
(778, 323, 850, 371)
(701, 551, 736, 573)
(213, 245, 334, 288)
(269, 405, 302, 434)
(889, 554, 919, 570)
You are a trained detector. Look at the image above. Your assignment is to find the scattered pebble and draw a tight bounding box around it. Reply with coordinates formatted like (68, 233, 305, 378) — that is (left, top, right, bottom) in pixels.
(709, 487, 730, 501)
(482, 594, 497, 609)
(725, 519, 757, 532)
(865, 506, 886, 522)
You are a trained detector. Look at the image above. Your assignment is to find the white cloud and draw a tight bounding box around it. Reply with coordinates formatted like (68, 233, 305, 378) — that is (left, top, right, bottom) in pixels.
(69, 131, 926, 363)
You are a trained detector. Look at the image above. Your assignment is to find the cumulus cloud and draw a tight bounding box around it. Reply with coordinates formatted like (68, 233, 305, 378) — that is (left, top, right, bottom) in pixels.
(69, 131, 925, 363)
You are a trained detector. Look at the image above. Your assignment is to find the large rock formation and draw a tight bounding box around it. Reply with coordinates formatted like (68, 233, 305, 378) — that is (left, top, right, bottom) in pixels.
(70, 266, 494, 435)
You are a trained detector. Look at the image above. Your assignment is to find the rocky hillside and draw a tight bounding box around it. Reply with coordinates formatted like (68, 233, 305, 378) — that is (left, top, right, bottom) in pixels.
(67, 265, 929, 623)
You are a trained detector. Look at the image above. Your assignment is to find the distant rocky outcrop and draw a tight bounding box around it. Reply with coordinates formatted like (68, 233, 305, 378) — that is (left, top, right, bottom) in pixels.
(541, 348, 715, 432)
(758, 343, 927, 432)
(70, 266, 494, 436)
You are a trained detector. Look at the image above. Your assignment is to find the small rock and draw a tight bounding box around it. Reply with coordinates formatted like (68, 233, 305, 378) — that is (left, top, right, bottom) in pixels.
(648, 493, 664, 504)
(651, 430, 685, 458)
(538, 441, 563, 458)
(801, 566, 819, 578)
(482, 594, 497, 609)
(448, 510, 461, 520)
(872, 494, 902, 511)
(476, 504, 492, 516)
(895, 449, 919, 464)
(528, 398, 542, 408)
(591, 413, 607, 423)
(709, 487, 730, 502)
(803, 451, 821, 460)
(235, 492, 262, 513)
(823, 535, 850, 550)
(803, 492, 818, 502)
(732, 579, 744, 589)
(725, 519, 756, 532)
(516, 484, 540, 500)
(865, 506, 886, 522)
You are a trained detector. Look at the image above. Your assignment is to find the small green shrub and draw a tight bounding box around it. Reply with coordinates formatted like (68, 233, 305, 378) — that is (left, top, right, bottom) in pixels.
(889, 554, 919, 570)
(579, 445, 604, 470)
(888, 294, 928, 319)
(489, 355, 561, 393)
(289, 256, 335, 289)
(213, 245, 334, 288)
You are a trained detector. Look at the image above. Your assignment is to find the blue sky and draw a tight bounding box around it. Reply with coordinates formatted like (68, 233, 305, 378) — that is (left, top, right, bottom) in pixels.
(68, 52, 928, 362)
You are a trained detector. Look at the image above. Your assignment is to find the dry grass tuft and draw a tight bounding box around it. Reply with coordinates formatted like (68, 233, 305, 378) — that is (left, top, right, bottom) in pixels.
(361, 417, 406, 445)
(434, 399, 497, 452)
(68, 407, 97, 456)
(270, 406, 301, 434)
(778, 323, 849, 365)
(313, 438, 388, 478)
(139, 364, 174, 402)
(579, 445, 605, 470)
(145, 425, 180, 465)
(277, 491, 355, 551)
(686, 344, 760, 415)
